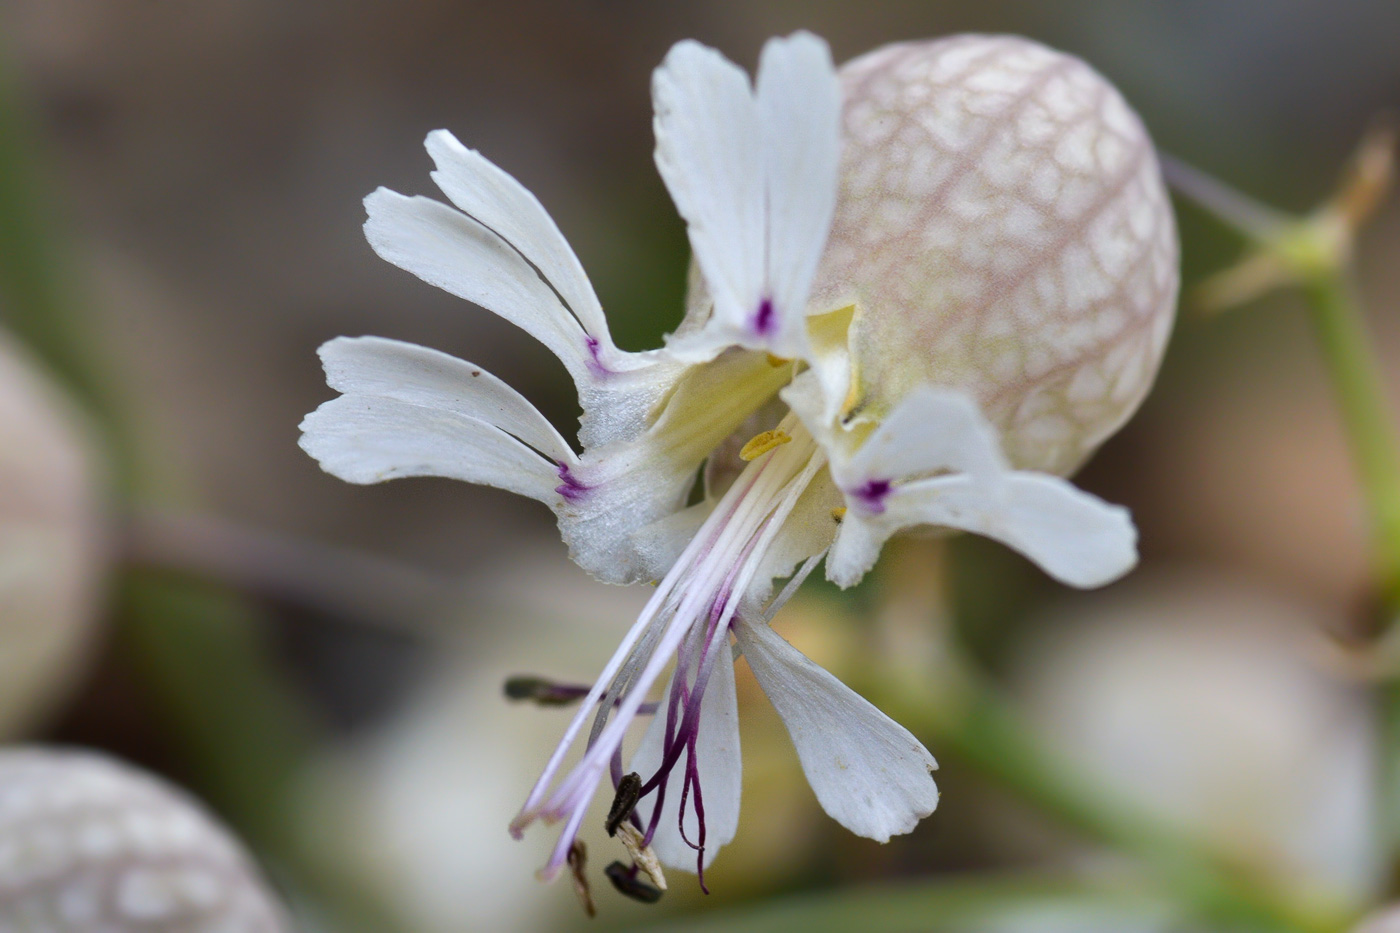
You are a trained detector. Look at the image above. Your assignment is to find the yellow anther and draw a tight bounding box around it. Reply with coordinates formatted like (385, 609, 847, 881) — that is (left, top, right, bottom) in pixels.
(831, 507, 847, 523)
(740, 429, 792, 461)
(766, 353, 790, 367)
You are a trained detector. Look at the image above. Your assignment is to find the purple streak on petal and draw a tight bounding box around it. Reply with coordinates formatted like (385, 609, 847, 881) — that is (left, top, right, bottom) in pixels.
(585, 336, 615, 378)
(556, 463, 592, 501)
(753, 298, 776, 336)
(852, 478, 892, 514)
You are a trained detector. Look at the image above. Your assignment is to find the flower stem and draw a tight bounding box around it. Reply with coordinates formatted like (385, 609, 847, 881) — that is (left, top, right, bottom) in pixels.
(1299, 270, 1400, 860)
(1300, 270, 1400, 609)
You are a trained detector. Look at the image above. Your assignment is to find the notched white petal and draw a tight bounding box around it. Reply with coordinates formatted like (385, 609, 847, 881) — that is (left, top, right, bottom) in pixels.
(757, 32, 841, 360)
(653, 40, 764, 348)
(299, 395, 561, 503)
(734, 619, 938, 843)
(629, 655, 742, 872)
(363, 188, 598, 383)
(827, 386, 1138, 589)
(423, 130, 615, 351)
(318, 336, 575, 464)
(835, 473, 1137, 590)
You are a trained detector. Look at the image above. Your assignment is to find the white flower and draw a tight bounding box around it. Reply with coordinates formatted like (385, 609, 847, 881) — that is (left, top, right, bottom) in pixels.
(300, 32, 1149, 888)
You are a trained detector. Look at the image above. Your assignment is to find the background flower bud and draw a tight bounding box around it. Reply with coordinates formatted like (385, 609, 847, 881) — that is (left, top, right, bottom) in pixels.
(0, 328, 107, 736)
(814, 35, 1178, 475)
(0, 747, 288, 931)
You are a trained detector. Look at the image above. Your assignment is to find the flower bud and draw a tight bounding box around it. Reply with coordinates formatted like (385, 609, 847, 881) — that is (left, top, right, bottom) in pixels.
(0, 328, 107, 735)
(0, 747, 288, 931)
(814, 35, 1178, 475)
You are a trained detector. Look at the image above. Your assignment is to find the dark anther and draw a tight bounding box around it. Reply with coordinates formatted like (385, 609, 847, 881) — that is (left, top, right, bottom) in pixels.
(567, 841, 595, 918)
(503, 676, 588, 707)
(606, 772, 642, 837)
(604, 861, 663, 904)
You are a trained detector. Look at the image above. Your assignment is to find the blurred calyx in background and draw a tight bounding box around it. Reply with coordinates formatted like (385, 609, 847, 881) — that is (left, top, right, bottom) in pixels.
(0, 747, 288, 931)
(300, 30, 1177, 908)
(0, 329, 106, 738)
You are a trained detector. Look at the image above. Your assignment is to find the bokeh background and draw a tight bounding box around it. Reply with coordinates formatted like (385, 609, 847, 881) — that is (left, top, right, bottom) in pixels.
(2, 1, 1400, 931)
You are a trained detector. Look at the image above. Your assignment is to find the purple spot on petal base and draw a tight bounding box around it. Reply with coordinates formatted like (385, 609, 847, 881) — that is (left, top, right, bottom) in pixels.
(556, 463, 592, 501)
(852, 479, 892, 513)
(753, 298, 775, 335)
(585, 336, 615, 378)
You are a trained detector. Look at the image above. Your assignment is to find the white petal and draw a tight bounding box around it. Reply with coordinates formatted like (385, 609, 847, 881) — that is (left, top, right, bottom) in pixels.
(423, 131, 615, 352)
(978, 473, 1138, 587)
(652, 40, 765, 353)
(840, 473, 1138, 589)
(628, 655, 742, 872)
(840, 387, 1007, 486)
(734, 619, 938, 842)
(757, 32, 841, 359)
(363, 188, 597, 383)
(318, 336, 575, 464)
(299, 395, 561, 503)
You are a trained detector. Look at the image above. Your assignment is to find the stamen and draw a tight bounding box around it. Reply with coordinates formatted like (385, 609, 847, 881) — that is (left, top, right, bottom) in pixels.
(504, 677, 661, 714)
(606, 772, 643, 837)
(740, 429, 792, 461)
(504, 677, 589, 706)
(604, 861, 664, 904)
(514, 416, 828, 881)
(566, 841, 595, 918)
(617, 822, 667, 891)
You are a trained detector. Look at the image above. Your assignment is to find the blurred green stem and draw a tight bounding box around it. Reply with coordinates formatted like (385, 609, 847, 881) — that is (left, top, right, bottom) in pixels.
(1172, 142, 1400, 877)
(1301, 270, 1400, 609)
(1300, 269, 1400, 862)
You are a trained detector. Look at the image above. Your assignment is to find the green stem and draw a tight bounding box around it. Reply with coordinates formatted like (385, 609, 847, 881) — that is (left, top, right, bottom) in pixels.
(1301, 271, 1400, 608)
(1298, 270, 1400, 864)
